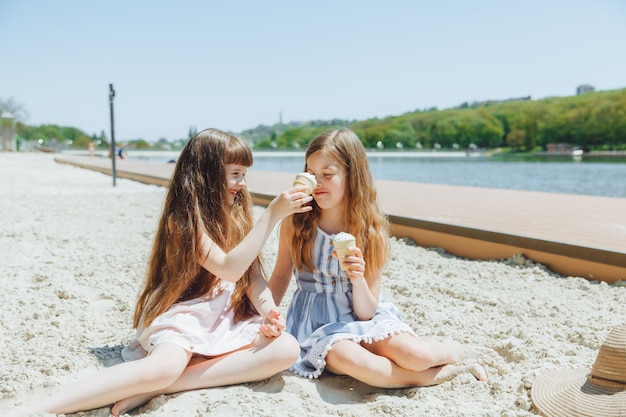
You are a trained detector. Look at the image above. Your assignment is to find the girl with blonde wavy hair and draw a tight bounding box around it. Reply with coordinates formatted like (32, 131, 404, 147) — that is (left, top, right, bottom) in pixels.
(9, 128, 312, 417)
(270, 128, 489, 387)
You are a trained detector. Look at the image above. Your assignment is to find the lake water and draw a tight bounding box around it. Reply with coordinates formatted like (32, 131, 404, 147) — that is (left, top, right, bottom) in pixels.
(127, 150, 626, 199)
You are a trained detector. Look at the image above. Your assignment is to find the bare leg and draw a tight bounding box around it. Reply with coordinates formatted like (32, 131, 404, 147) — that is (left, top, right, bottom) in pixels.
(7, 344, 191, 417)
(326, 335, 487, 388)
(112, 332, 299, 415)
(367, 334, 456, 370)
(366, 335, 475, 368)
(368, 334, 490, 382)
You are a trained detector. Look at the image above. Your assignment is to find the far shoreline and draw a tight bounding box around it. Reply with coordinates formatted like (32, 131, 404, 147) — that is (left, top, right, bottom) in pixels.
(56, 148, 626, 162)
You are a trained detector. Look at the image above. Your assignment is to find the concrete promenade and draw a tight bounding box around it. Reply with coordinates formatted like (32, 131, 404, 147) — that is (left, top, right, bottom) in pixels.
(55, 155, 626, 283)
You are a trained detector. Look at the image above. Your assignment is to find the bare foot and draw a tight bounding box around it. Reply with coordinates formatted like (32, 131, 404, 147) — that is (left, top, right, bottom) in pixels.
(469, 363, 488, 381)
(111, 393, 157, 416)
(432, 363, 488, 385)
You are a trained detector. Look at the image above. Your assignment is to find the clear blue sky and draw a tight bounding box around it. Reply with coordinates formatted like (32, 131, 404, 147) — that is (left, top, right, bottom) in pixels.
(1, 0, 625, 142)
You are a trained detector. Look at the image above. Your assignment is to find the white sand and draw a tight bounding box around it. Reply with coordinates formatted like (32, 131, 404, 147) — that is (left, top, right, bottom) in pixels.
(1, 153, 625, 417)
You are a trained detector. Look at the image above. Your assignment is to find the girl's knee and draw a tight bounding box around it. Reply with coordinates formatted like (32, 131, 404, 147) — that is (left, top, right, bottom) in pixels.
(142, 360, 186, 385)
(273, 333, 300, 364)
(140, 347, 189, 385)
(327, 341, 369, 370)
(254, 332, 300, 368)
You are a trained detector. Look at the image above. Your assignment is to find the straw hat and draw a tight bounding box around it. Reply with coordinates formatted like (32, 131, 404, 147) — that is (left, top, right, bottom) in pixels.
(531, 323, 626, 417)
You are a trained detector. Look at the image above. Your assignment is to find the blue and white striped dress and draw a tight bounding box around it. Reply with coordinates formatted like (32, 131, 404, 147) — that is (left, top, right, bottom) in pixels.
(286, 227, 415, 378)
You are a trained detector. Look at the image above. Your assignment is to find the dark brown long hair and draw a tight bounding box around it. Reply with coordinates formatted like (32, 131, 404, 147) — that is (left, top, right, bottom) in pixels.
(133, 128, 257, 328)
(289, 128, 390, 273)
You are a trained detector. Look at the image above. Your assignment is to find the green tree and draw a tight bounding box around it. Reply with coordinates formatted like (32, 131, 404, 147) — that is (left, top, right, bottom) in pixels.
(507, 129, 525, 151)
(384, 122, 415, 148)
(71, 135, 93, 149)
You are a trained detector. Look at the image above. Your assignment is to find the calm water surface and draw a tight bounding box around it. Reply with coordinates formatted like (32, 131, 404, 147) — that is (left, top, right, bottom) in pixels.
(129, 151, 626, 199)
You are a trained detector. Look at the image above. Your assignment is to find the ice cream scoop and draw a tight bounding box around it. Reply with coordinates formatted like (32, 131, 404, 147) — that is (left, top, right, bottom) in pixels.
(293, 172, 317, 195)
(333, 232, 356, 271)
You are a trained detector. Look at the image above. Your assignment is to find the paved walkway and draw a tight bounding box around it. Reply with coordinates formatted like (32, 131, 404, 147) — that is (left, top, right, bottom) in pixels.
(55, 155, 626, 283)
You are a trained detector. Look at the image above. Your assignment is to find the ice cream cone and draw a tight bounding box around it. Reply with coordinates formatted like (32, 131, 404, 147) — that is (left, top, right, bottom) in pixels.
(333, 232, 356, 271)
(293, 172, 316, 195)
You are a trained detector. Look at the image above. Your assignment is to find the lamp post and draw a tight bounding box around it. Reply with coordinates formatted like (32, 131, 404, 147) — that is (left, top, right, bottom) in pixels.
(109, 83, 117, 186)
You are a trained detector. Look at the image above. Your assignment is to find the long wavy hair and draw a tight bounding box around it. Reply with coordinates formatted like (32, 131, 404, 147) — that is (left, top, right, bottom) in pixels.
(133, 128, 258, 329)
(289, 129, 390, 273)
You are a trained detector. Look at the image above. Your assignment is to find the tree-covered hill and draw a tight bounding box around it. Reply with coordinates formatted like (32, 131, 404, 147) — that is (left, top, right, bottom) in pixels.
(247, 88, 626, 152)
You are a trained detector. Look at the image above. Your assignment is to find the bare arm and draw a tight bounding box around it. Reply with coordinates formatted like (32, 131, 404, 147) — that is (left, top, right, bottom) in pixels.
(247, 261, 287, 338)
(247, 261, 277, 318)
(338, 246, 381, 320)
(268, 221, 295, 306)
(199, 187, 311, 282)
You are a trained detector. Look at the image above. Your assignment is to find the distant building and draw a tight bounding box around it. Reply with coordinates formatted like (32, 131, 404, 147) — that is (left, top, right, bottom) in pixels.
(576, 84, 595, 95)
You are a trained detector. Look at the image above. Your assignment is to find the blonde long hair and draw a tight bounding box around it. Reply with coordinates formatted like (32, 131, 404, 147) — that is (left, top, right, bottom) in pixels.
(133, 128, 258, 329)
(289, 129, 390, 273)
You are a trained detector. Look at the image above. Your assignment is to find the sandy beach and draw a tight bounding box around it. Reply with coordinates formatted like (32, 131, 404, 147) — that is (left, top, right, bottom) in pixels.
(1, 152, 625, 417)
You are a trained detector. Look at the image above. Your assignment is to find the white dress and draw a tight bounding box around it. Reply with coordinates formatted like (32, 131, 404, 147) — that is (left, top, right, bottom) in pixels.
(122, 281, 262, 361)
